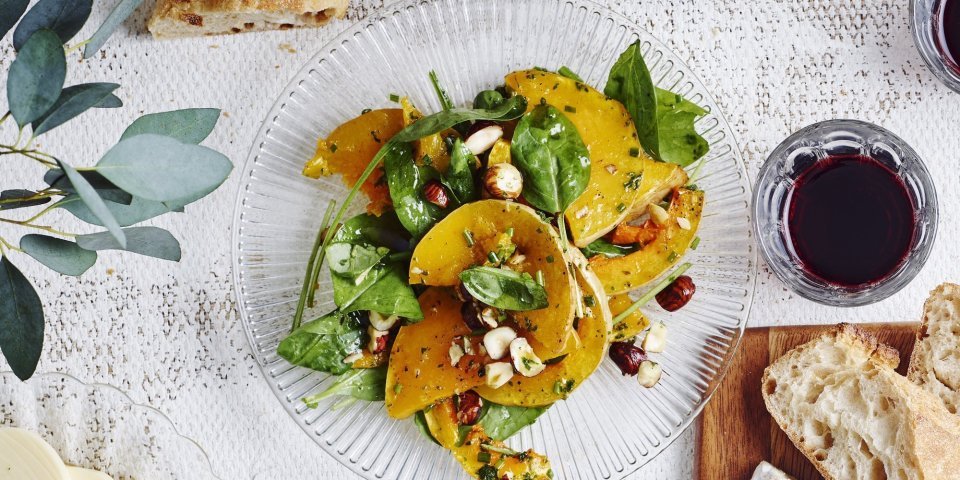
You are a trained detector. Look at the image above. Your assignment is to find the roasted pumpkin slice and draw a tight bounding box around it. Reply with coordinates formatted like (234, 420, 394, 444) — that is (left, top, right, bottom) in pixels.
(409, 200, 577, 359)
(487, 138, 512, 166)
(505, 69, 649, 247)
(628, 158, 688, 219)
(475, 249, 611, 406)
(423, 398, 553, 480)
(385, 288, 484, 419)
(608, 293, 650, 342)
(304, 109, 403, 215)
(591, 188, 704, 295)
(401, 97, 453, 172)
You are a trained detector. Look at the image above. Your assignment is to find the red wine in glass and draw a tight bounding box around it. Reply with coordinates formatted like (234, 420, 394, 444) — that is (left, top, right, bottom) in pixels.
(936, 0, 960, 73)
(784, 155, 916, 288)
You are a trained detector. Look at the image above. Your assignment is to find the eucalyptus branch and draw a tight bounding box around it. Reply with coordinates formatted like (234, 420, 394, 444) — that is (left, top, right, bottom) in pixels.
(21, 202, 63, 224)
(0, 112, 10, 125)
(0, 217, 76, 237)
(0, 236, 23, 253)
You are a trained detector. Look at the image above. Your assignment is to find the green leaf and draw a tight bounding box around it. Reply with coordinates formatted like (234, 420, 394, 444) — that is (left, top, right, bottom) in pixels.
(0, 190, 50, 210)
(581, 238, 636, 259)
(277, 312, 363, 375)
(478, 403, 549, 441)
(75, 226, 180, 261)
(459, 266, 549, 311)
(302, 367, 387, 408)
(511, 104, 591, 214)
(655, 88, 709, 167)
(331, 212, 410, 252)
(326, 243, 389, 280)
(558, 66, 583, 82)
(13, 0, 92, 50)
(94, 93, 123, 108)
(82, 0, 144, 59)
(31, 83, 120, 136)
(444, 139, 479, 205)
(20, 234, 96, 276)
(413, 411, 441, 446)
(0, 257, 44, 381)
(392, 95, 527, 143)
(0, 0, 28, 40)
(120, 108, 220, 144)
(7, 29, 66, 128)
(57, 159, 126, 248)
(604, 41, 659, 159)
(44, 168, 132, 205)
(58, 195, 174, 227)
(336, 263, 423, 320)
(473, 90, 504, 110)
(428, 70, 456, 111)
(384, 142, 444, 238)
(95, 134, 233, 203)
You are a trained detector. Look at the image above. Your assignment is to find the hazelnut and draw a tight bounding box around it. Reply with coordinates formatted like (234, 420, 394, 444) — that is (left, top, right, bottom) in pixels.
(460, 301, 485, 330)
(455, 282, 474, 302)
(483, 326, 517, 360)
(343, 351, 363, 364)
(368, 311, 399, 331)
(464, 125, 504, 155)
(637, 360, 662, 388)
(484, 163, 523, 200)
(484, 362, 514, 389)
(479, 307, 499, 329)
(449, 342, 465, 366)
(456, 390, 483, 425)
(676, 217, 692, 230)
(509, 337, 545, 377)
(368, 326, 389, 354)
(656, 275, 696, 312)
(423, 179, 450, 208)
(648, 203, 670, 226)
(641, 322, 668, 353)
(608, 341, 647, 376)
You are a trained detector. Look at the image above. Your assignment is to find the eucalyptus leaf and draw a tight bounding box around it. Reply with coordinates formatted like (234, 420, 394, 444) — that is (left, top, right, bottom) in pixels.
(459, 266, 549, 311)
(44, 168, 133, 205)
(82, 0, 144, 59)
(20, 234, 96, 276)
(13, 0, 92, 50)
(0, 190, 50, 210)
(57, 160, 126, 247)
(511, 104, 591, 214)
(75, 226, 180, 261)
(0, 257, 44, 381)
(605, 40, 659, 159)
(7, 29, 66, 128)
(0, 0, 28, 40)
(478, 403, 549, 441)
(302, 366, 387, 408)
(445, 139, 479, 205)
(95, 93, 123, 108)
(120, 108, 220, 144)
(58, 195, 174, 227)
(32, 83, 120, 136)
(95, 134, 233, 203)
(384, 142, 444, 238)
(277, 312, 363, 375)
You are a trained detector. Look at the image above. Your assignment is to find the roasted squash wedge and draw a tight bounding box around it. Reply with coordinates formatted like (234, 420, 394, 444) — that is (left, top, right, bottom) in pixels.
(591, 188, 704, 295)
(385, 288, 484, 419)
(608, 294, 650, 342)
(423, 398, 553, 480)
(304, 109, 403, 215)
(629, 159, 688, 219)
(401, 97, 453, 172)
(487, 138, 512, 166)
(505, 69, 649, 247)
(475, 249, 611, 406)
(409, 200, 577, 359)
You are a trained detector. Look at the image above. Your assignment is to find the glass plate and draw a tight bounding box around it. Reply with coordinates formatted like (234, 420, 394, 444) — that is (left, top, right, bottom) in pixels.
(232, 0, 756, 478)
(0, 372, 218, 480)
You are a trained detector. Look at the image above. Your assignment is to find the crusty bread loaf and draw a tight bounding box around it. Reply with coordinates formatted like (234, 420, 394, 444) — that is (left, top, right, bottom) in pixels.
(908, 283, 960, 415)
(762, 323, 960, 480)
(148, 0, 348, 39)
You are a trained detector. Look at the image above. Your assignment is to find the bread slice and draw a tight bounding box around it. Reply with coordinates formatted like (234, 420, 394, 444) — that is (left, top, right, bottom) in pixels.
(148, 0, 349, 39)
(762, 323, 960, 480)
(908, 283, 960, 415)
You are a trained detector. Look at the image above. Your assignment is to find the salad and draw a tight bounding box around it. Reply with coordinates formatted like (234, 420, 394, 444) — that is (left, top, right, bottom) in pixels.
(279, 41, 708, 479)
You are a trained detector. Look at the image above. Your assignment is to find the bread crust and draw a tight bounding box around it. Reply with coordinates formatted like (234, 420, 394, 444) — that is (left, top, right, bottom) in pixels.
(907, 283, 960, 381)
(149, 0, 349, 38)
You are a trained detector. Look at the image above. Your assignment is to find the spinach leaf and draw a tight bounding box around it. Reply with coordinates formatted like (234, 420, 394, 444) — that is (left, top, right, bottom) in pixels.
(302, 366, 387, 408)
(479, 403, 549, 441)
(384, 141, 445, 238)
(392, 95, 527, 143)
(326, 242, 389, 281)
(414, 411, 441, 446)
(459, 266, 548, 311)
(277, 312, 363, 375)
(335, 262, 423, 320)
(581, 238, 637, 259)
(558, 66, 583, 82)
(604, 40, 659, 159)
(444, 139, 479, 205)
(655, 88, 709, 167)
(332, 211, 410, 252)
(473, 90, 504, 110)
(510, 104, 591, 214)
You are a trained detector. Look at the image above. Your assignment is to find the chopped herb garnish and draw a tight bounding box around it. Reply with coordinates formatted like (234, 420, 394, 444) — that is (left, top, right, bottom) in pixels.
(546, 255, 555, 263)
(477, 465, 498, 480)
(667, 251, 678, 263)
(330, 143, 338, 153)
(687, 183, 699, 191)
(487, 251, 500, 264)
(361, 108, 372, 114)
(564, 105, 577, 113)
(464, 229, 475, 247)
(394, 383, 403, 394)
(583, 295, 596, 307)
(477, 451, 491, 463)
(629, 147, 640, 157)
(616, 202, 626, 213)
(690, 236, 701, 250)
(623, 172, 643, 190)
(535, 270, 545, 287)
(370, 130, 382, 143)
(506, 227, 515, 237)
(389, 93, 400, 102)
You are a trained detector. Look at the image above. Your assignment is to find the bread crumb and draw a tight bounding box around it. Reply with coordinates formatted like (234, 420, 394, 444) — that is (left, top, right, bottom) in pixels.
(106, 268, 115, 275)
(279, 43, 297, 54)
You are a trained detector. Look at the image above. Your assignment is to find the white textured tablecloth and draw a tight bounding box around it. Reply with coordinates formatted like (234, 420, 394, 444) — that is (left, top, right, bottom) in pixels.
(1, 0, 958, 478)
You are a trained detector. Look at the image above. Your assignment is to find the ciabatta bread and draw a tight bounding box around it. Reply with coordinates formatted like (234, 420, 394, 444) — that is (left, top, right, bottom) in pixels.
(908, 283, 960, 415)
(762, 323, 960, 480)
(149, 0, 348, 39)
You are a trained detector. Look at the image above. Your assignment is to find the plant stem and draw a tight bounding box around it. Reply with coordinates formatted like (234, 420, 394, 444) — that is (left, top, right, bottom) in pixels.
(0, 236, 22, 253)
(556, 214, 584, 318)
(305, 200, 339, 308)
(292, 200, 337, 331)
(0, 112, 10, 126)
(0, 217, 76, 237)
(64, 40, 90, 55)
(612, 262, 692, 324)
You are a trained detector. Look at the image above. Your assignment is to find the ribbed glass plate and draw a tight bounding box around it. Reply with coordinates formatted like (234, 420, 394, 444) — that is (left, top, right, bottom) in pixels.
(232, 0, 756, 478)
(0, 372, 218, 480)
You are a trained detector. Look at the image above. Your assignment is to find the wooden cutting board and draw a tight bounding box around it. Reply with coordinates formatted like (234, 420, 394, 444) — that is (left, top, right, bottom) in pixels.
(697, 323, 919, 480)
